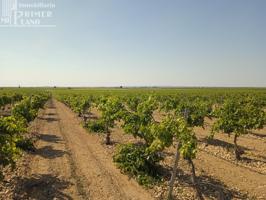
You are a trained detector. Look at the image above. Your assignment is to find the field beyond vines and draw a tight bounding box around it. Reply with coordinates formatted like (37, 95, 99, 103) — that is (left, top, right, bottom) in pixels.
(0, 87, 266, 200)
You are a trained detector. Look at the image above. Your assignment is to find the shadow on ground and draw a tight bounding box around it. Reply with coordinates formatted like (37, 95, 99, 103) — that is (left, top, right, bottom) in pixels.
(39, 134, 63, 144)
(46, 113, 57, 117)
(38, 116, 60, 123)
(13, 174, 73, 200)
(200, 138, 250, 151)
(32, 146, 67, 159)
(199, 137, 266, 167)
(159, 166, 249, 200)
(249, 132, 266, 138)
(241, 156, 266, 164)
(47, 106, 56, 109)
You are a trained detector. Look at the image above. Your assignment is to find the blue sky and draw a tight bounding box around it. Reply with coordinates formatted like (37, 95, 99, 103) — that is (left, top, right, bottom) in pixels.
(0, 0, 266, 87)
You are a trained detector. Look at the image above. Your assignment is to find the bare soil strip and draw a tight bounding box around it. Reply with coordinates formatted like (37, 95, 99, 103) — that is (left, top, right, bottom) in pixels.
(12, 99, 153, 200)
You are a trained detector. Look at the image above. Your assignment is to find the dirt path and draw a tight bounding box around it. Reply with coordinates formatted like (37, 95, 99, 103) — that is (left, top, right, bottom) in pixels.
(13, 99, 153, 200)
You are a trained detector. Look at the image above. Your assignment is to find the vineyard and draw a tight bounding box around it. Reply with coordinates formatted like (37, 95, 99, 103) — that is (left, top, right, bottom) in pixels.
(0, 87, 266, 200)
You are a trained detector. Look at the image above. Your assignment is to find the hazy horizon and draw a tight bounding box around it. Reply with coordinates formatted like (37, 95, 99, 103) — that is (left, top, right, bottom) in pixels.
(6, 85, 266, 88)
(1, 0, 266, 87)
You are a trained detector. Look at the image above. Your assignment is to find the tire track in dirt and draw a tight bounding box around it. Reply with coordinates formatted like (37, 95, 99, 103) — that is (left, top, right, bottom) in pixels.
(53, 101, 90, 200)
(13, 100, 84, 200)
